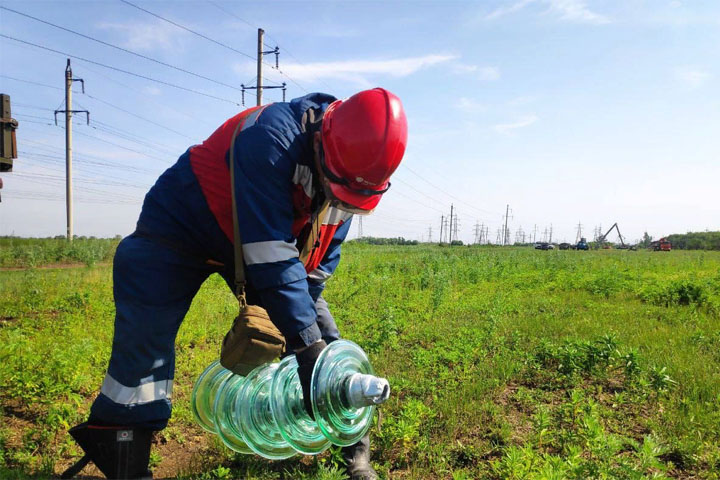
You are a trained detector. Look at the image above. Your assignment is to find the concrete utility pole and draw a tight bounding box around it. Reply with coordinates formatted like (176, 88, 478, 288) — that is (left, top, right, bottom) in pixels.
(439, 215, 444, 244)
(54, 59, 88, 241)
(449, 204, 454, 243)
(256, 28, 264, 106)
(241, 29, 284, 106)
(65, 63, 72, 240)
(549, 224, 553, 243)
(358, 216, 363, 238)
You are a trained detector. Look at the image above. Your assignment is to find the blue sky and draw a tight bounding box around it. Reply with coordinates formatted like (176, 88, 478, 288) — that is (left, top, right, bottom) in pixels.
(1, 0, 718, 244)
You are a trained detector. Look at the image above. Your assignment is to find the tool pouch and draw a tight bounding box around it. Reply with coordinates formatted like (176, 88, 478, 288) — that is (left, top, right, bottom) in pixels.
(220, 304, 286, 376)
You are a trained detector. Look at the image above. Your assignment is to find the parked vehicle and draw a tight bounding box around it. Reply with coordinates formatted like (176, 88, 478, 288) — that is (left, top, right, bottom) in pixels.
(650, 238, 672, 251)
(576, 237, 589, 250)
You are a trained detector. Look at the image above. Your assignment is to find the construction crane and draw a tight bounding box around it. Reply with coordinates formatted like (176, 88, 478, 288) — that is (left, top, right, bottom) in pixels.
(597, 223, 627, 249)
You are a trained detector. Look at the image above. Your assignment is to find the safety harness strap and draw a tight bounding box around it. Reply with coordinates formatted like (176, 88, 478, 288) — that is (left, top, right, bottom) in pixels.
(228, 119, 246, 305)
(228, 105, 268, 305)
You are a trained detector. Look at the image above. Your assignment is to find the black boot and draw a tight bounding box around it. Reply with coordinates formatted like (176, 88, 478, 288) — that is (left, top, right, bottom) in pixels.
(342, 434, 378, 480)
(61, 422, 153, 479)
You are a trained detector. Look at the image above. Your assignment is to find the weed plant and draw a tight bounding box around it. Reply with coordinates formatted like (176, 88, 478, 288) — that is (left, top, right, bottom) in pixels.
(1, 245, 719, 479)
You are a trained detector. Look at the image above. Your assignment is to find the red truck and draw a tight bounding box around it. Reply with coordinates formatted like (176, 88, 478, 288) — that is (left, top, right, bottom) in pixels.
(652, 238, 672, 251)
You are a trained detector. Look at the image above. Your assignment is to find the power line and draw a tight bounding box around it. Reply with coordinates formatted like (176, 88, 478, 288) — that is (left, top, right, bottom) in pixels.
(7, 75, 195, 139)
(119, 0, 255, 60)
(400, 164, 498, 217)
(0, 74, 62, 91)
(387, 188, 444, 214)
(0, 33, 242, 106)
(0, 6, 246, 93)
(75, 62, 221, 130)
(205, 1, 312, 94)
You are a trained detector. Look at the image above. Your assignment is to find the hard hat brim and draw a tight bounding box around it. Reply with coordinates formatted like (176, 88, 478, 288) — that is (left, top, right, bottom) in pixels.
(326, 180, 384, 211)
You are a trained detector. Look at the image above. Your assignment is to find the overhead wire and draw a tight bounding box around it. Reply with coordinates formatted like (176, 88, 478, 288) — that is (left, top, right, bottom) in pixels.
(204, 0, 312, 94)
(0, 6, 246, 93)
(0, 34, 243, 106)
(119, 0, 256, 60)
(400, 164, 499, 217)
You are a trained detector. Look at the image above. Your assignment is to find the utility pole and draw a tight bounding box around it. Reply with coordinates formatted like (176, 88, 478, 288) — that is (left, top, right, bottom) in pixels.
(54, 59, 88, 242)
(439, 215, 444, 244)
(449, 204, 454, 243)
(358, 216, 363, 238)
(549, 223, 553, 243)
(256, 28, 263, 106)
(241, 29, 284, 106)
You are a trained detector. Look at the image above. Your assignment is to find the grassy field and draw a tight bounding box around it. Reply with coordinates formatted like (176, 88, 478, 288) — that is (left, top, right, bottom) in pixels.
(1, 242, 719, 479)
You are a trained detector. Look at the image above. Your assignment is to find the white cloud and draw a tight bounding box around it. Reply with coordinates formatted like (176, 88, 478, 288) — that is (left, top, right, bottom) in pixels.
(455, 97, 486, 113)
(237, 54, 456, 87)
(486, 0, 535, 20)
(493, 114, 538, 134)
(674, 67, 711, 88)
(97, 21, 187, 51)
(547, 0, 611, 24)
(479, 66, 501, 81)
(485, 0, 609, 24)
(452, 64, 501, 81)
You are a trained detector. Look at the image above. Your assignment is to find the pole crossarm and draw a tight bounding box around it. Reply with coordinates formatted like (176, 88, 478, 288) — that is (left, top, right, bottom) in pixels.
(54, 110, 90, 125)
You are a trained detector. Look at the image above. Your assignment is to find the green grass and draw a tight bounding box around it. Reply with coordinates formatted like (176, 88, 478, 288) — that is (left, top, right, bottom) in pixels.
(0, 236, 120, 268)
(1, 244, 719, 479)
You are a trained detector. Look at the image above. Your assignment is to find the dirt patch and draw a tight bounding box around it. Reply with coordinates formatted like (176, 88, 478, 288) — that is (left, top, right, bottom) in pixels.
(0, 316, 19, 326)
(51, 427, 214, 479)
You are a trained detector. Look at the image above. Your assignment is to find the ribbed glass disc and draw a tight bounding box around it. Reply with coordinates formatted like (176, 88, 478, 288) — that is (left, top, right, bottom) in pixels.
(237, 363, 295, 460)
(311, 340, 376, 446)
(191, 360, 232, 434)
(270, 355, 330, 455)
(213, 374, 253, 454)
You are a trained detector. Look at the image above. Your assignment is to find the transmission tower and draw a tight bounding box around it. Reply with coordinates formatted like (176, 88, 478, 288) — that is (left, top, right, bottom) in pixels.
(501, 204, 513, 246)
(575, 222, 583, 243)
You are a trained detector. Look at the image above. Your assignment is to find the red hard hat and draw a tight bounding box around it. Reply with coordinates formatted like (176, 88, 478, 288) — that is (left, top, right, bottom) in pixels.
(321, 88, 408, 210)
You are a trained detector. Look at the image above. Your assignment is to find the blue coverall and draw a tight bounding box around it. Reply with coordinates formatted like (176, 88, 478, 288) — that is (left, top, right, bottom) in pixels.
(90, 94, 352, 429)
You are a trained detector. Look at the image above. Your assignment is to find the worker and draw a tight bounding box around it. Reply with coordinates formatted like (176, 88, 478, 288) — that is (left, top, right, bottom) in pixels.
(61, 88, 408, 480)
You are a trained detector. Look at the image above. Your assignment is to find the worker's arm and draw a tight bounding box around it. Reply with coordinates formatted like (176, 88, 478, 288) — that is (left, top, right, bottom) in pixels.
(231, 123, 320, 351)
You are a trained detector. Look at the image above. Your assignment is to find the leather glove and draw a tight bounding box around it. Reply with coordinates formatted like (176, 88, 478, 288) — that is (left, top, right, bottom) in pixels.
(296, 340, 327, 419)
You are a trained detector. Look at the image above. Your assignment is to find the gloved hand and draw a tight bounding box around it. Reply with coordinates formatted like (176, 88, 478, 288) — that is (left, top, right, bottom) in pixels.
(296, 340, 327, 419)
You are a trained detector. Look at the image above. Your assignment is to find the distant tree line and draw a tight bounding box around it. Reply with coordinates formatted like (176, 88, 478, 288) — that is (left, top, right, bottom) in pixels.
(352, 236, 419, 245)
(666, 231, 720, 250)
